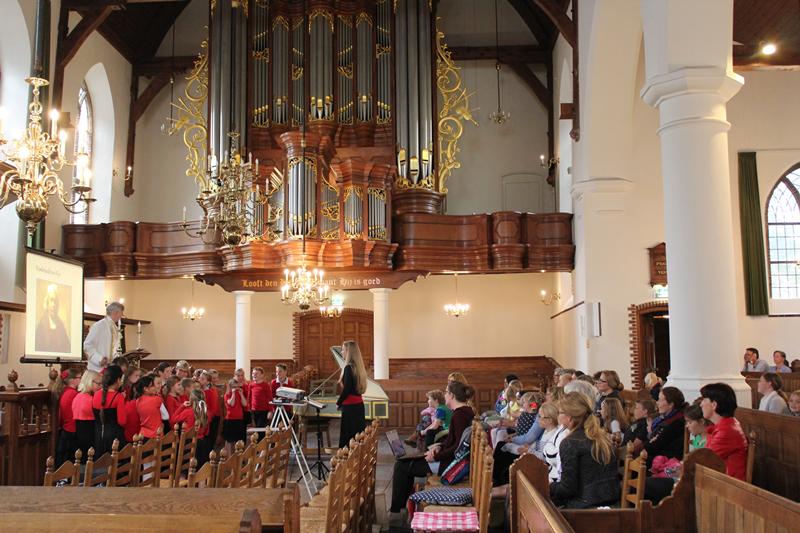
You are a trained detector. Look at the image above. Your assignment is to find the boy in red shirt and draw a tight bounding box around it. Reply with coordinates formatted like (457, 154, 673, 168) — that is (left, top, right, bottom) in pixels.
(249, 367, 273, 438)
(57, 369, 82, 465)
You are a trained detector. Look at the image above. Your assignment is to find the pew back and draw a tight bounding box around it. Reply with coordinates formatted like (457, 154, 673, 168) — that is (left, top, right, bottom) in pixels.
(695, 464, 800, 533)
(735, 407, 800, 501)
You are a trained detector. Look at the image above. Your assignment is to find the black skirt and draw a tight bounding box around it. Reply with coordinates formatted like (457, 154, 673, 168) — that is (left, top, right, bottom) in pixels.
(338, 402, 366, 449)
(56, 430, 77, 466)
(222, 418, 246, 444)
(74, 420, 95, 463)
(93, 407, 126, 457)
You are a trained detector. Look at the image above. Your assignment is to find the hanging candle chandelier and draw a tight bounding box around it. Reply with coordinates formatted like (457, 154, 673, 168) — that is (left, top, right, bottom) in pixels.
(488, 0, 510, 125)
(180, 278, 206, 321)
(444, 273, 470, 318)
(281, 265, 330, 311)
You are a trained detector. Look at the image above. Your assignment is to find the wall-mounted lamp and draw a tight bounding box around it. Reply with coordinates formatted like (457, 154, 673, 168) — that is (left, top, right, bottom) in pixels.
(539, 154, 560, 171)
(539, 289, 560, 306)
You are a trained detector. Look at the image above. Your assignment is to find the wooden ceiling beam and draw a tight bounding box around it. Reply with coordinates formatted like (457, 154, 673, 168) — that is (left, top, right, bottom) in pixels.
(62, 0, 126, 9)
(133, 55, 196, 77)
(533, 0, 576, 48)
(508, 0, 552, 48)
(52, 5, 116, 109)
(508, 63, 552, 112)
(449, 45, 550, 64)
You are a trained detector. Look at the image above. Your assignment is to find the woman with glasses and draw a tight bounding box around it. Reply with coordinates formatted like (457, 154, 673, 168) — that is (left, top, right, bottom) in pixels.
(594, 370, 624, 420)
(550, 392, 619, 508)
(72, 370, 101, 462)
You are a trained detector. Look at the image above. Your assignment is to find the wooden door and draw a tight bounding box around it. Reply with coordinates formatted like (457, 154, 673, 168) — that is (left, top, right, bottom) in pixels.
(294, 309, 374, 377)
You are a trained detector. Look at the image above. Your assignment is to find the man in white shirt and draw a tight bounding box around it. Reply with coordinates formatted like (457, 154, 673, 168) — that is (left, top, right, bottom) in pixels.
(83, 302, 124, 372)
(741, 347, 769, 373)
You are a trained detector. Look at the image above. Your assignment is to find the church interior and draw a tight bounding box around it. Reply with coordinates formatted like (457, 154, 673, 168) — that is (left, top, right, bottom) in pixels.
(0, 0, 799, 531)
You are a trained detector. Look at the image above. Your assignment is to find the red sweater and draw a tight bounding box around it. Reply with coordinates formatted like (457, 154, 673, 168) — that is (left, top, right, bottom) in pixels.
(165, 394, 190, 428)
(137, 395, 164, 438)
(92, 390, 127, 427)
(240, 382, 251, 412)
(224, 391, 245, 420)
(122, 399, 140, 442)
(248, 381, 272, 411)
(204, 386, 220, 419)
(59, 387, 78, 432)
(72, 392, 94, 421)
(706, 417, 748, 481)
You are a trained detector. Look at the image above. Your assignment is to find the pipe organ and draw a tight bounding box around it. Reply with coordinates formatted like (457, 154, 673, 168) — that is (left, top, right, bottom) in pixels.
(206, 0, 449, 257)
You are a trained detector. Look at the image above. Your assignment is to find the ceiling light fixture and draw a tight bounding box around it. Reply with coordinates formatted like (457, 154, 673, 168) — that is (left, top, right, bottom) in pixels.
(444, 273, 470, 318)
(761, 42, 777, 56)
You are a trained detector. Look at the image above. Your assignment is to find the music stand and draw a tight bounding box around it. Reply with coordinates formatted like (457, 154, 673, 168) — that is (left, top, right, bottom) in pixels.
(269, 400, 316, 498)
(305, 399, 330, 481)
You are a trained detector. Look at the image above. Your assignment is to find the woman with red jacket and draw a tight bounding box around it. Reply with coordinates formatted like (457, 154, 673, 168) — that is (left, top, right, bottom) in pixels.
(700, 382, 748, 480)
(56, 369, 82, 465)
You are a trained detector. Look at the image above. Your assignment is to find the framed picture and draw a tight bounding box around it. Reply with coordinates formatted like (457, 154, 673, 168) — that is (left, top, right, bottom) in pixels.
(24, 248, 84, 363)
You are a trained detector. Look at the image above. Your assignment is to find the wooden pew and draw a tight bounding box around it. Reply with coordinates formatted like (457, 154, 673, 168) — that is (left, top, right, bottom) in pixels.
(510, 449, 727, 533)
(2, 508, 262, 532)
(0, 485, 301, 533)
(734, 407, 800, 501)
(509, 453, 574, 532)
(695, 464, 800, 532)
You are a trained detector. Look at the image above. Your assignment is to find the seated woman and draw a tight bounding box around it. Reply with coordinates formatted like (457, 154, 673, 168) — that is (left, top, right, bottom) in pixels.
(700, 382, 748, 480)
(757, 373, 790, 415)
(644, 386, 687, 467)
(491, 392, 544, 486)
(594, 370, 624, 420)
(550, 392, 619, 509)
(389, 381, 476, 515)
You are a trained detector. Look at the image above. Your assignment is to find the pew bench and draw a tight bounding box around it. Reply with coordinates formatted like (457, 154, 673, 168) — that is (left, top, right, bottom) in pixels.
(0, 486, 300, 533)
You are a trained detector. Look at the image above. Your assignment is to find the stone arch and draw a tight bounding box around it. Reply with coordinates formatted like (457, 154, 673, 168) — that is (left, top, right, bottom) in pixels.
(83, 63, 115, 224)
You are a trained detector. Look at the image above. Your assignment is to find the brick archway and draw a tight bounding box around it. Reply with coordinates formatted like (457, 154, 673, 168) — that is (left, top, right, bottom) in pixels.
(628, 300, 669, 389)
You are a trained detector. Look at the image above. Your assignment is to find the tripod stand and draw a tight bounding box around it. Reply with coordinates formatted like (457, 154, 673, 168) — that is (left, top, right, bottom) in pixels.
(306, 404, 330, 481)
(269, 401, 316, 498)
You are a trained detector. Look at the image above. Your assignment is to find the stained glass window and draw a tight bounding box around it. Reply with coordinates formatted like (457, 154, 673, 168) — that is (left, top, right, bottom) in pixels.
(767, 167, 800, 299)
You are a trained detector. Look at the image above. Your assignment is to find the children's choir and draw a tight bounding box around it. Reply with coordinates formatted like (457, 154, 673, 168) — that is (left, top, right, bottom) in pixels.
(55, 361, 292, 467)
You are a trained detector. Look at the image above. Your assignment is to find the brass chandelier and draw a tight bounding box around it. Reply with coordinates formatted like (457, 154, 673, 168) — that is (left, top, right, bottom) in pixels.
(0, 77, 93, 235)
(281, 264, 331, 311)
(181, 132, 268, 246)
(444, 273, 470, 318)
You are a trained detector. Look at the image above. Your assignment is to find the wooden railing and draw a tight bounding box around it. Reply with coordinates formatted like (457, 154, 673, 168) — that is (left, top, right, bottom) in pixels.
(0, 387, 57, 486)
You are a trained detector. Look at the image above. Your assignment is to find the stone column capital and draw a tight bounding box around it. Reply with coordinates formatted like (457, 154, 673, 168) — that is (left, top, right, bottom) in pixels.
(641, 67, 744, 109)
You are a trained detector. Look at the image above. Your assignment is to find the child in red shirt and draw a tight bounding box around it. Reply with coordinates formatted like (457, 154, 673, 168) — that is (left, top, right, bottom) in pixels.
(234, 368, 251, 425)
(249, 367, 273, 436)
(199, 370, 220, 448)
(164, 376, 191, 429)
(73, 371, 99, 463)
(136, 376, 166, 439)
(56, 369, 82, 465)
(92, 365, 127, 456)
(223, 378, 248, 454)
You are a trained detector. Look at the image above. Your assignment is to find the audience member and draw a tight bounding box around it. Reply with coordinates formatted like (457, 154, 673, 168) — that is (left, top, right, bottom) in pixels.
(644, 387, 687, 466)
(492, 393, 544, 485)
(594, 370, 624, 418)
(788, 390, 800, 417)
(643, 372, 663, 401)
(406, 390, 438, 448)
(423, 390, 452, 448)
(534, 402, 570, 483)
(564, 380, 597, 409)
(389, 381, 475, 515)
(742, 347, 769, 372)
(550, 392, 619, 509)
(700, 383, 748, 480)
(792, 359, 800, 372)
(757, 373, 790, 415)
(494, 374, 519, 413)
(600, 397, 628, 440)
(684, 404, 709, 452)
(557, 369, 576, 387)
(770, 350, 791, 373)
(622, 398, 657, 448)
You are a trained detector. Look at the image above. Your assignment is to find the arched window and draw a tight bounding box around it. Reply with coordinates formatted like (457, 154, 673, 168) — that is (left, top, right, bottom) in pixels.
(766, 165, 800, 299)
(71, 83, 93, 224)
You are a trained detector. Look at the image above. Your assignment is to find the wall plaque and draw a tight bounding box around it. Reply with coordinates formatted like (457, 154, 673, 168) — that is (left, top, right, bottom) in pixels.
(648, 243, 667, 287)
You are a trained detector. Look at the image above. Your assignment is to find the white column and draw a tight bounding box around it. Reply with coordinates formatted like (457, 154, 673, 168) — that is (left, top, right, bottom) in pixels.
(234, 291, 253, 375)
(641, 0, 749, 404)
(370, 288, 390, 380)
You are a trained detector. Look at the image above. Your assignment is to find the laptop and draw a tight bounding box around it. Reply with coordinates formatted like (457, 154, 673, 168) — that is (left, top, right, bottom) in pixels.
(385, 429, 426, 460)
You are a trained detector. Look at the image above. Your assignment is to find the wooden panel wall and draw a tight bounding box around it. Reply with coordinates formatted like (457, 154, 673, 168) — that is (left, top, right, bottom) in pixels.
(695, 465, 800, 533)
(293, 309, 374, 377)
(378, 356, 557, 428)
(735, 407, 800, 501)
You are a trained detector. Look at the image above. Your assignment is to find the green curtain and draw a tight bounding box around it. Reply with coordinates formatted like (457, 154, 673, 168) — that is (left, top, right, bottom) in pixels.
(738, 152, 769, 315)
